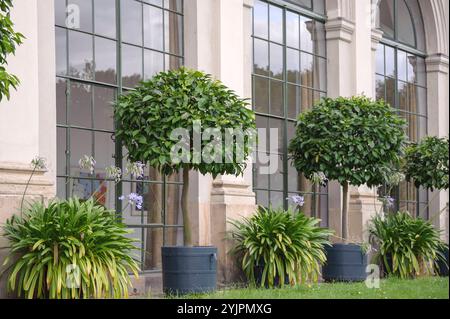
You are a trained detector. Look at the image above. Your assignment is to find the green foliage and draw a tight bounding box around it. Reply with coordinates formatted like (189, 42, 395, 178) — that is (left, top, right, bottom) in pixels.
(230, 207, 332, 288)
(404, 136, 449, 191)
(369, 212, 447, 279)
(288, 96, 407, 187)
(1, 198, 140, 299)
(114, 67, 256, 177)
(0, 0, 25, 101)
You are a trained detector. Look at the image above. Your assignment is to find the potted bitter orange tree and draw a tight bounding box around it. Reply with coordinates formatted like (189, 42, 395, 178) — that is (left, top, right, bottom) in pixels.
(114, 68, 256, 294)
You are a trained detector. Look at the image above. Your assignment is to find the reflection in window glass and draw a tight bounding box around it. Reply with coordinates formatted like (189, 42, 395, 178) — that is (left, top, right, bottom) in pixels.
(121, 0, 143, 46)
(254, 0, 268, 39)
(55, 27, 67, 76)
(269, 5, 283, 44)
(379, 0, 394, 38)
(144, 5, 164, 50)
(68, 0, 93, 33)
(95, 37, 117, 84)
(94, 0, 116, 39)
(398, 0, 416, 47)
(144, 50, 164, 80)
(68, 31, 94, 80)
(122, 44, 143, 88)
(165, 11, 183, 55)
(254, 39, 269, 76)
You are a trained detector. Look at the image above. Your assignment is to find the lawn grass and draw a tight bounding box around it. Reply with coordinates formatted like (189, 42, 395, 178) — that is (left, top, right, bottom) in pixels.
(183, 277, 449, 299)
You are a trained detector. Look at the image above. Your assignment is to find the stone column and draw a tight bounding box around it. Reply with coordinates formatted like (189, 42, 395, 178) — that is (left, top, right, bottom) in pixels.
(325, 0, 355, 240)
(209, 0, 257, 284)
(325, 0, 382, 242)
(0, 0, 56, 298)
(183, 2, 256, 276)
(426, 54, 449, 243)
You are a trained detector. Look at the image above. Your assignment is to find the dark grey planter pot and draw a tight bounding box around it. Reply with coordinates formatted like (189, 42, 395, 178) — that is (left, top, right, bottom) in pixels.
(161, 246, 217, 295)
(322, 244, 368, 282)
(437, 246, 449, 277)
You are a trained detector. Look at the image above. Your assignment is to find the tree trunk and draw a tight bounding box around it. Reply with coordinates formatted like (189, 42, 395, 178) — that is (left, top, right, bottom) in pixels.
(146, 169, 163, 269)
(182, 167, 192, 247)
(342, 181, 349, 241)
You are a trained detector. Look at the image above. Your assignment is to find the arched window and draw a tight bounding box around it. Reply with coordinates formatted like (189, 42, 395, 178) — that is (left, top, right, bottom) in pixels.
(376, 0, 429, 218)
(252, 0, 328, 226)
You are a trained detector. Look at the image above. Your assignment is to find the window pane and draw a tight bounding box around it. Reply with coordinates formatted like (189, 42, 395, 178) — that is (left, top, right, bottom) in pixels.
(94, 0, 116, 38)
(270, 80, 284, 117)
(375, 76, 385, 101)
(269, 156, 284, 191)
(407, 54, 417, 83)
(269, 5, 283, 44)
(398, 81, 408, 112)
(57, 128, 67, 176)
(56, 79, 67, 125)
(95, 132, 116, 170)
(379, 0, 394, 38)
(93, 86, 115, 131)
(165, 0, 183, 13)
(292, 0, 312, 9)
(269, 118, 284, 153)
(385, 45, 395, 78)
(68, 0, 93, 33)
(122, 44, 143, 88)
(254, 39, 269, 76)
(94, 37, 117, 84)
(70, 82, 92, 128)
(164, 11, 183, 55)
(254, 155, 269, 189)
(254, 0, 268, 39)
(313, 0, 325, 15)
(270, 191, 284, 209)
(55, 0, 67, 27)
(56, 27, 67, 76)
(287, 48, 300, 84)
(68, 30, 94, 80)
(256, 190, 269, 207)
(270, 43, 284, 80)
(301, 52, 313, 88)
(144, 50, 164, 79)
(300, 17, 313, 53)
(121, 0, 143, 46)
(286, 11, 299, 49)
(144, 4, 163, 50)
(385, 77, 395, 107)
(398, 0, 416, 47)
(70, 129, 93, 170)
(254, 76, 269, 114)
(416, 86, 427, 116)
(287, 84, 300, 119)
(376, 44, 385, 75)
(301, 88, 314, 112)
(165, 55, 182, 71)
(397, 50, 408, 82)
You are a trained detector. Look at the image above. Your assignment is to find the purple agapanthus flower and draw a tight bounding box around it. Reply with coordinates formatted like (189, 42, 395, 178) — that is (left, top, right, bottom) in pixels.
(119, 193, 143, 210)
(381, 196, 395, 208)
(287, 195, 305, 207)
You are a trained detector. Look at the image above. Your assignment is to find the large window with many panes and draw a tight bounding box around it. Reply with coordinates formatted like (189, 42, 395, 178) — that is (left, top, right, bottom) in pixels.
(252, 0, 328, 226)
(55, 0, 184, 273)
(376, 0, 429, 218)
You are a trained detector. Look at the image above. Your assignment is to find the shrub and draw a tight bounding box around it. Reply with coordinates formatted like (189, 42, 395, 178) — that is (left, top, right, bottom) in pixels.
(288, 96, 407, 239)
(404, 136, 449, 191)
(230, 207, 332, 288)
(1, 198, 140, 299)
(0, 0, 25, 101)
(369, 212, 447, 279)
(114, 67, 256, 246)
